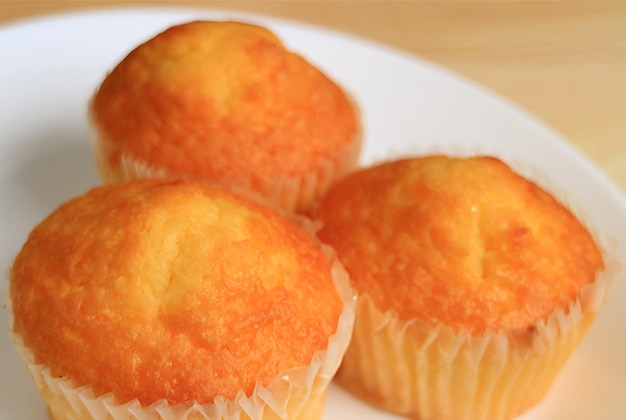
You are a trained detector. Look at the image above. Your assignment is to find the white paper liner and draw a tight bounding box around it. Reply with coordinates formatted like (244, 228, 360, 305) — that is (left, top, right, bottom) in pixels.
(87, 98, 363, 216)
(336, 236, 619, 420)
(323, 150, 622, 419)
(6, 240, 357, 420)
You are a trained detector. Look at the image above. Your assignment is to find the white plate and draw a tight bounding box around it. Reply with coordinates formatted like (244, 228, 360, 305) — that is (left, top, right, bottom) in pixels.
(1, 7, 624, 420)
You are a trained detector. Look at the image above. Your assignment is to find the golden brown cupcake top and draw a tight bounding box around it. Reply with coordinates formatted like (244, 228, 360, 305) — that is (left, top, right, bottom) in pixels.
(90, 20, 359, 181)
(313, 155, 604, 335)
(10, 179, 341, 405)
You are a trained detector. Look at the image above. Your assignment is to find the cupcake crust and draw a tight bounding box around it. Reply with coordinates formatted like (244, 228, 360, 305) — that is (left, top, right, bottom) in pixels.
(10, 179, 342, 406)
(90, 21, 359, 182)
(314, 155, 604, 335)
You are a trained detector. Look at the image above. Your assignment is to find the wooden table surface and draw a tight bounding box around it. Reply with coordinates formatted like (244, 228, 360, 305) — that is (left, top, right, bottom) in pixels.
(2, 1, 625, 194)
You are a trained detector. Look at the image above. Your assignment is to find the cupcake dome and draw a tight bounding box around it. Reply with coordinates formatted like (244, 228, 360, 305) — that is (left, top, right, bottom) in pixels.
(89, 20, 361, 215)
(312, 155, 609, 420)
(10, 179, 355, 419)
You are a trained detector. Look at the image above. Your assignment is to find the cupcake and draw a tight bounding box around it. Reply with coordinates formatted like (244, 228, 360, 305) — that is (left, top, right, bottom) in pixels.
(89, 20, 362, 215)
(8, 179, 355, 420)
(312, 155, 615, 420)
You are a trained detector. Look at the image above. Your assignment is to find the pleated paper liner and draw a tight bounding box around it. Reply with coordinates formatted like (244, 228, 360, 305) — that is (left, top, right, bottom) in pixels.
(7, 242, 356, 420)
(335, 239, 618, 420)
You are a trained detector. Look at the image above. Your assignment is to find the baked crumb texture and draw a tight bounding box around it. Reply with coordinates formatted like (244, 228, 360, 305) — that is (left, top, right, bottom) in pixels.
(313, 155, 614, 420)
(89, 21, 361, 215)
(9, 179, 356, 420)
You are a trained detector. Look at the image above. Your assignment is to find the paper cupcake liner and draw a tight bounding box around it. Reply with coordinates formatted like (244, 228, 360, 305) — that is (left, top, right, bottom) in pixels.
(88, 105, 362, 216)
(335, 237, 619, 420)
(6, 241, 357, 420)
